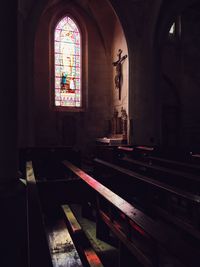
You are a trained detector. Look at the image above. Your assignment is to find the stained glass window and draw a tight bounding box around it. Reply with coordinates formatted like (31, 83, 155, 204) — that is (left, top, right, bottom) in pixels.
(54, 16, 81, 107)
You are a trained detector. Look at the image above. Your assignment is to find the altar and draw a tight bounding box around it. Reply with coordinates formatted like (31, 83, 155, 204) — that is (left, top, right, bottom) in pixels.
(96, 107, 128, 146)
(96, 135, 126, 146)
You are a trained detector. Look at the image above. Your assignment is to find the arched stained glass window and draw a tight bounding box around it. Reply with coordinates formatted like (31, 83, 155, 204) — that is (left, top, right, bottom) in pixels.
(54, 16, 81, 107)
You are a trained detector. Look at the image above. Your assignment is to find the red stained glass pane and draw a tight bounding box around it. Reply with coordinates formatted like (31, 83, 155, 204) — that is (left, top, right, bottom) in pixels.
(54, 16, 81, 107)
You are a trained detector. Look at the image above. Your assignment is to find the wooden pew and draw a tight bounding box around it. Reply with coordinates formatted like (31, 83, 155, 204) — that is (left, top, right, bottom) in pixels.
(21, 146, 81, 180)
(62, 204, 104, 267)
(26, 161, 53, 267)
(146, 155, 200, 174)
(120, 156, 200, 192)
(62, 160, 199, 267)
(27, 161, 102, 267)
(117, 146, 156, 160)
(116, 146, 200, 171)
(116, 150, 200, 233)
(94, 145, 155, 163)
(93, 158, 200, 239)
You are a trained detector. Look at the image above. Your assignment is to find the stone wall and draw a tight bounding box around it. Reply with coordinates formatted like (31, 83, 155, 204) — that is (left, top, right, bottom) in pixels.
(160, 1, 200, 150)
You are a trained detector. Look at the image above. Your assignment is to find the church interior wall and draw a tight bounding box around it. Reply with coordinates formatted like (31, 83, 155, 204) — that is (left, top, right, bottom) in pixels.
(1, 1, 200, 265)
(19, 0, 121, 156)
(158, 0, 200, 150)
(17, 0, 200, 151)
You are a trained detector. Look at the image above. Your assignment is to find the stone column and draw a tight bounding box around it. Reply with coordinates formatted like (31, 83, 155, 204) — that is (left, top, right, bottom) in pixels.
(131, 41, 159, 146)
(0, 2, 22, 196)
(0, 5, 27, 267)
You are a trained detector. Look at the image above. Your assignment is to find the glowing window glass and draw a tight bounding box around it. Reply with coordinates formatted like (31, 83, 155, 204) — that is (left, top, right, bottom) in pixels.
(54, 16, 81, 107)
(169, 23, 175, 35)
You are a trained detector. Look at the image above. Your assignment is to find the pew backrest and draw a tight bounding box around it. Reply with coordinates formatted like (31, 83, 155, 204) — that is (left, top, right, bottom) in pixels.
(62, 160, 199, 267)
(26, 161, 53, 267)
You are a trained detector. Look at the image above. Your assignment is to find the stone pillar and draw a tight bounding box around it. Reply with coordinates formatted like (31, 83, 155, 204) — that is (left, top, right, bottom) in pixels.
(131, 41, 159, 146)
(0, 2, 21, 196)
(0, 4, 27, 267)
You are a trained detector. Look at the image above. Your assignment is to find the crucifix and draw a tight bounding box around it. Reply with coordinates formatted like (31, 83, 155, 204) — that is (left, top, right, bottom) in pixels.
(112, 49, 127, 100)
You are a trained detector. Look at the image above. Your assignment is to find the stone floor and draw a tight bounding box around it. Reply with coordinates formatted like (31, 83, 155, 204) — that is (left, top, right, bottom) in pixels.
(1, 180, 117, 267)
(70, 204, 119, 267)
(46, 219, 83, 267)
(45, 203, 119, 267)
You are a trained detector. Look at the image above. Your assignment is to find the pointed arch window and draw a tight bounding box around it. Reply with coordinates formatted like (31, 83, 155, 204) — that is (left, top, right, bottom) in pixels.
(54, 16, 81, 107)
(168, 16, 181, 40)
(169, 22, 175, 35)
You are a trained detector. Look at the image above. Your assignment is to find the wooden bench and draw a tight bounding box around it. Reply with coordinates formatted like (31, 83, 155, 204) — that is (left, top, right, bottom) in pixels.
(62, 160, 200, 267)
(118, 146, 155, 158)
(93, 158, 200, 238)
(94, 158, 200, 203)
(94, 145, 156, 163)
(120, 156, 200, 191)
(62, 204, 104, 267)
(27, 161, 103, 267)
(117, 154, 200, 236)
(26, 161, 53, 267)
(22, 146, 81, 180)
(147, 155, 200, 174)
(116, 146, 200, 171)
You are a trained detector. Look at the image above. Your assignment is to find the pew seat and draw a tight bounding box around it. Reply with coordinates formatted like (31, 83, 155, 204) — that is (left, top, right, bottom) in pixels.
(62, 204, 104, 267)
(63, 160, 200, 267)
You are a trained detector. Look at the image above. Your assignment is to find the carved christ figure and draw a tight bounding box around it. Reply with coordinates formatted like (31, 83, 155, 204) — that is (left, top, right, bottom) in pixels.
(112, 49, 127, 100)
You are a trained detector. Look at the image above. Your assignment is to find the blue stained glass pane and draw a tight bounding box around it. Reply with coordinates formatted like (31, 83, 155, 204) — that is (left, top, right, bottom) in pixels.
(55, 66, 61, 76)
(75, 45, 80, 52)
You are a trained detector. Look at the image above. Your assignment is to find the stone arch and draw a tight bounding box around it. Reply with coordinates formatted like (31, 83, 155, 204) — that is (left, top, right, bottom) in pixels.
(19, 0, 128, 154)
